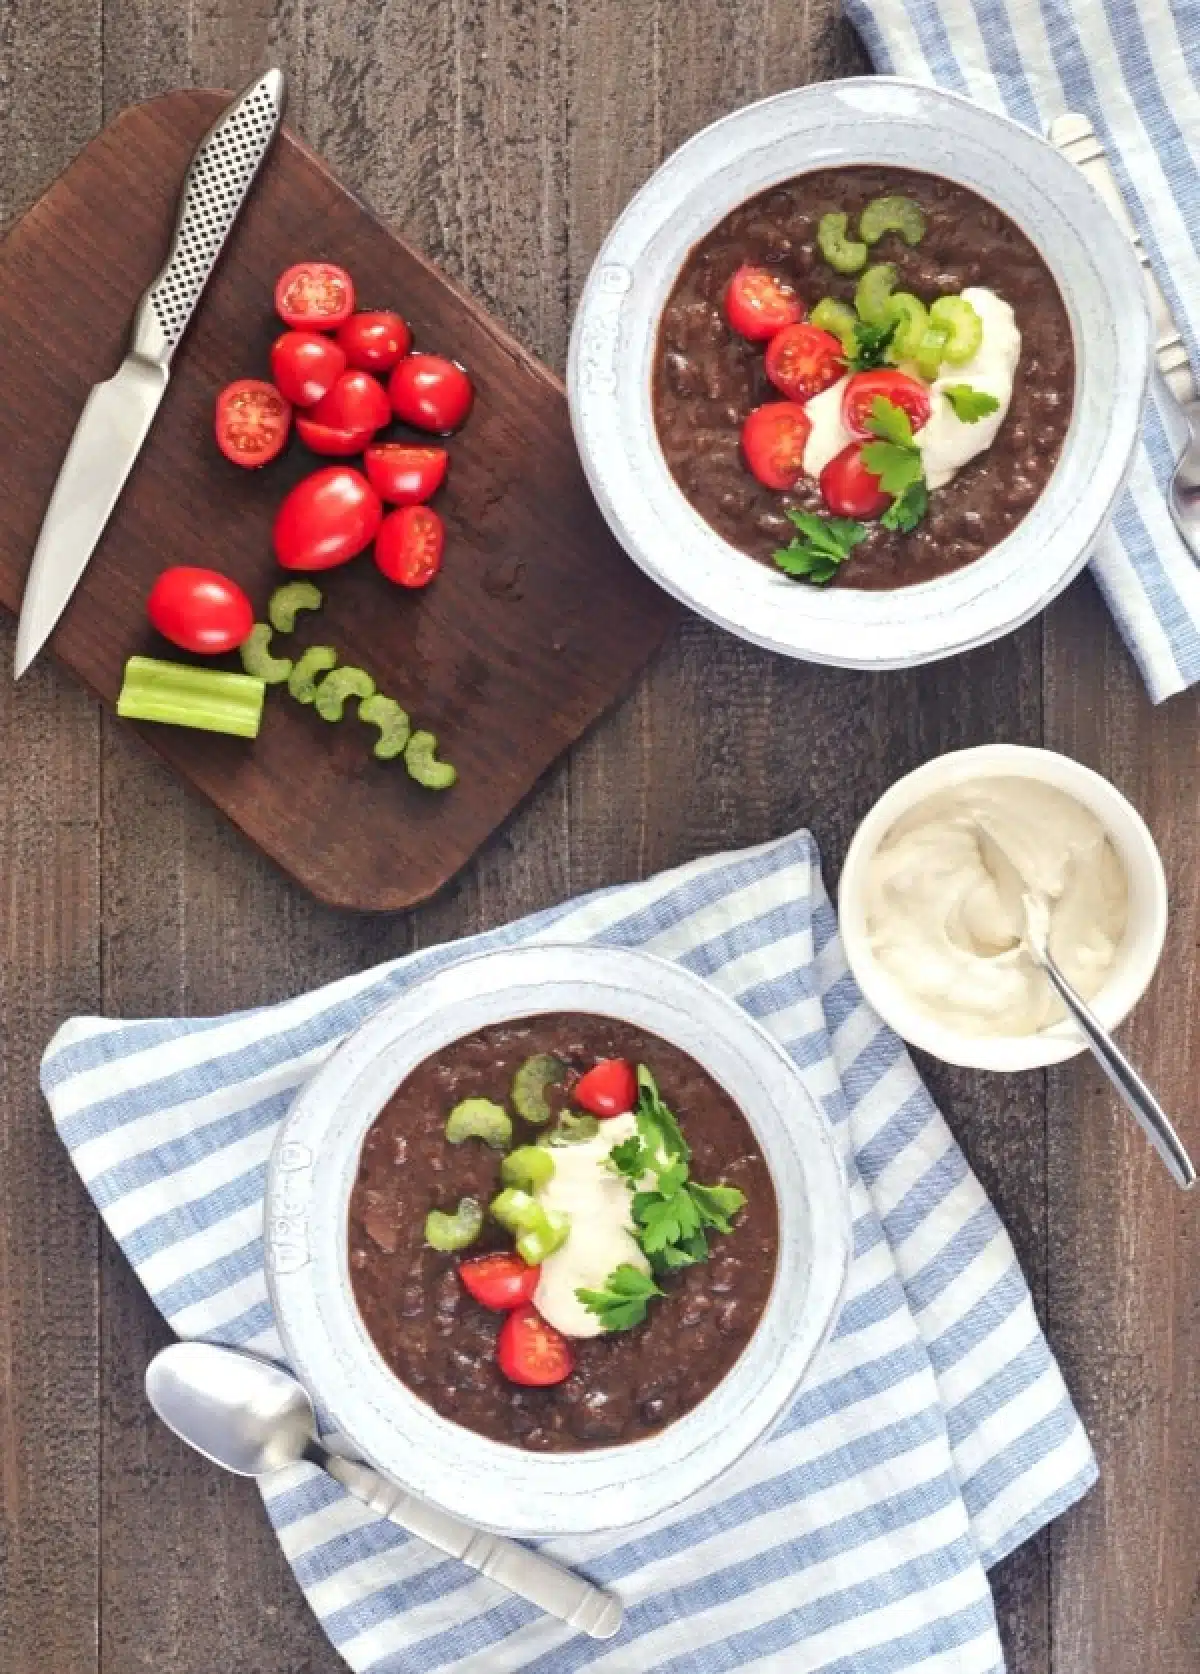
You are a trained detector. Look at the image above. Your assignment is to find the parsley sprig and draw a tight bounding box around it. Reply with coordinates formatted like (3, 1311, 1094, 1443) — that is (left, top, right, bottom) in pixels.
(576, 1264, 662, 1330)
(773, 510, 869, 586)
(609, 1067, 747, 1275)
(861, 395, 930, 535)
(848, 318, 898, 372)
(942, 383, 1001, 422)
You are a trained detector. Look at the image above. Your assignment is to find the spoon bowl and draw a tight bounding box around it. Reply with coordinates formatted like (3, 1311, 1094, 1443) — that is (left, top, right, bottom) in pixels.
(146, 1340, 316, 1476)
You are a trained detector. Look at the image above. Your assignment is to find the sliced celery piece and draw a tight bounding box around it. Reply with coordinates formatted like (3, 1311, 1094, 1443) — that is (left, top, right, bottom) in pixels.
(287, 645, 338, 705)
(116, 657, 265, 739)
(268, 581, 323, 634)
(405, 729, 457, 790)
(239, 623, 293, 685)
(314, 666, 376, 722)
(359, 694, 411, 760)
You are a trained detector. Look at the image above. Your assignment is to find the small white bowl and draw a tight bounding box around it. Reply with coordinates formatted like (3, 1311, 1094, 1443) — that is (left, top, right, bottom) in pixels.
(838, 745, 1167, 1071)
(568, 77, 1150, 669)
(264, 944, 852, 1536)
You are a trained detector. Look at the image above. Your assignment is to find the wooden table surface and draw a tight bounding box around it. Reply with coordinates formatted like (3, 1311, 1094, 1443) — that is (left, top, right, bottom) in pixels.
(1, 5, 1197, 1672)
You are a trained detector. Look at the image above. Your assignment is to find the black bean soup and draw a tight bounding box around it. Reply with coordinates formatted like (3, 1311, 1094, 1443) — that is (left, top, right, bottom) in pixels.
(653, 166, 1074, 588)
(348, 1014, 779, 1451)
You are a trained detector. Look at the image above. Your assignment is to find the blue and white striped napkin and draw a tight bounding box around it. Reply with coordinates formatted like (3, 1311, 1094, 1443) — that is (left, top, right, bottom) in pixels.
(42, 832, 1094, 1674)
(843, 0, 1200, 702)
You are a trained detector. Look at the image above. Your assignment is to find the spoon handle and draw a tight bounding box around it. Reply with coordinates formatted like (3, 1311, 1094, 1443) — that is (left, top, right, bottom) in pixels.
(1040, 958, 1196, 1190)
(320, 1451, 623, 1640)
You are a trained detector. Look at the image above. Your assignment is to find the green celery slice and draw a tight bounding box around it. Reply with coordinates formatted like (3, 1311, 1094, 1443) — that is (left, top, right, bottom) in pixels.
(929, 295, 983, 365)
(116, 657, 265, 739)
(405, 730, 457, 790)
(287, 645, 338, 705)
(424, 1197, 483, 1252)
(884, 293, 930, 362)
(816, 211, 867, 274)
(268, 581, 323, 634)
(314, 666, 376, 722)
(854, 263, 898, 325)
(511, 1053, 567, 1125)
(860, 194, 926, 247)
(501, 1146, 556, 1191)
(810, 298, 858, 356)
(239, 623, 293, 685)
(359, 694, 411, 760)
(445, 1097, 512, 1149)
(516, 1210, 570, 1265)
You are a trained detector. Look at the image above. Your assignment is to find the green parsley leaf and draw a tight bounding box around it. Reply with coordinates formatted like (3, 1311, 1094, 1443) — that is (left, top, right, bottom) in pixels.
(608, 1134, 646, 1179)
(650, 1231, 710, 1272)
(576, 1264, 663, 1332)
(848, 318, 897, 372)
(942, 383, 1001, 422)
(635, 1065, 690, 1163)
(864, 395, 914, 449)
(633, 1185, 703, 1253)
(772, 510, 869, 588)
(687, 1181, 748, 1234)
(859, 439, 923, 498)
(880, 478, 929, 533)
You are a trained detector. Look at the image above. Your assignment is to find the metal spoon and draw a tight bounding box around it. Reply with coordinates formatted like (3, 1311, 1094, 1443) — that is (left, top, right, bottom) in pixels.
(1021, 893, 1196, 1189)
(145, 1340, 623, 1640)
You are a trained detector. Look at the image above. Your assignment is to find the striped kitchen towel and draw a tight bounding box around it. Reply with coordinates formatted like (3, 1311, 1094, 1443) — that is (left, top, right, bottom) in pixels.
(843, 0, 1200, 702)
(41, 832, 1094, 1674)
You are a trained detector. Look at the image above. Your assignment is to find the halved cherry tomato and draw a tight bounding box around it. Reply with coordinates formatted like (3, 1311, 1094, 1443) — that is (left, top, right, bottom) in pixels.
(273, 467, 383, 570)
(764, 324, 846, 404)
(574, 1058, 637, 1119)
(724, 264, 804, 341)
(459, 1253, 541, 1312)
(274, 261, 355, 330)
(269, 331, 347, 407)
(363, 443, 449, 506)
(842, 370, 931, 439)
(214, 379, 291, 468)
(740, 401, 812, 491)
(496, 1305, 574, 1387)
(147, 567, 254, 654)
(388, 354, 474, 433)
(374, 505, 445, 587)
(295, 415, 376, 457)
(819, 442, 891, 519)
(337, 311, 413, 372)
(304, 370, 391, 436)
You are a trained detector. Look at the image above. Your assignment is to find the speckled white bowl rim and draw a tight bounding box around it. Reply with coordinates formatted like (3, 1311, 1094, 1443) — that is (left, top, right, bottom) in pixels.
(837, 745, 1168, 1070)
(264, 944, 852, 1537)
(567, 77, 1151, 669)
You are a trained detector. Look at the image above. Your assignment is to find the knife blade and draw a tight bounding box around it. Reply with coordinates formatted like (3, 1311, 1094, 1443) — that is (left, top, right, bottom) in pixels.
(13, 67, 286, 679)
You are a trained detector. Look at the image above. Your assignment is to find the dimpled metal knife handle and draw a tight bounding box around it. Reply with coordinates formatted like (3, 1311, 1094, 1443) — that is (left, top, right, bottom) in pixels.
(130, 69, 286, 368)
(322, 1452, 624, 1640)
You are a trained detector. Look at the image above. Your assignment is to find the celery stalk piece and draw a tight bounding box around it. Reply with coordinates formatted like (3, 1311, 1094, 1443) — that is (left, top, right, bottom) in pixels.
(405, 729, 458, 790)
(268, 581, 323, 634)
(116, 657, 265, 739)
(239, 623, 293, 684)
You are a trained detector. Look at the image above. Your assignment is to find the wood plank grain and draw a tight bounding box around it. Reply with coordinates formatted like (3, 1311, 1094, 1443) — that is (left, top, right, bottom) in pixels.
(0, 7, 103, 1673)
(1043, 579, 1200, 1674)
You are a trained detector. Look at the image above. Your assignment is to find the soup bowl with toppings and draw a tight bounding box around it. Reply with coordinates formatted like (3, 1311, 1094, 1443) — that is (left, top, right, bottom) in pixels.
(568, 78, 1150, 668)
(264, 945, 851, 1535)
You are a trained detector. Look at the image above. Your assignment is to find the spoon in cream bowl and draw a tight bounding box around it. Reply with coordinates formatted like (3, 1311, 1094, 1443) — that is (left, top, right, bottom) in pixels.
(1020, 891, 1196, 1190)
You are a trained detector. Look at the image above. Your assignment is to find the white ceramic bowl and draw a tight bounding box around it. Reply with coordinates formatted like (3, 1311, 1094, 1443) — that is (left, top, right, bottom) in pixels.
(837, 745, 1168, 1070)
(264, 944, 851, 1536)
(568, 77, 1150, 669)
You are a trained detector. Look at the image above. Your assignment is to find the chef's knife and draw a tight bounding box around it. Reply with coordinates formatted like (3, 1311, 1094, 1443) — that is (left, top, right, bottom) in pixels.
(13, 68, 286, 679)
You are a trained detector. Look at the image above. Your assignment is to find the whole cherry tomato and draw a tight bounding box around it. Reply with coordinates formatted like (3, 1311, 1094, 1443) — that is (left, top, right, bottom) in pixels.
(764, 324, 846, 404)
(819, 443, 891, 519)
(842, 370, 931, 439)
(214, 379, 291, 468)
(273, 467, 383, 570)
(146, 567, 254, 654)
(274, 261, 355, 330)
(336, 310, 413, 372)
(388, 354, 474, 433)
(573, 1058, 637, 1118)
(458, 1254, 541, 1311)
(723, 264, 804, 341)
(374, 505, 445, 587)
(740, 401, 812, 491)
(363, 443, 449, 506)
(304, 370, 391, 436)
(269, 331, 346, 407)
(496, 1305, 574, 1387)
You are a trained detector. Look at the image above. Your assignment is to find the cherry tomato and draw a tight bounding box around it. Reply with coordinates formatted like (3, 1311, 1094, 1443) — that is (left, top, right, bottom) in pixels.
(496, 1305, 574, 1387)
(574, 1058, 638, 1119)
(336, 310, 413, 372)
(214, 379, 291, 468)
(819, 442, 891, 519)
(295, 416, 376, 457)
(274, 261, 355, 330)
(458, 1253, 541, 1311)
(146, 567, 254, 654)
(269, 331, 346, 407)
(374, 505, 445, 588)
(740, 401, 812, 491)
(388, 354, 474, 433)
(363, 443, 449, 506)
(764, 324, 846, 404)
(304, 370, 391, 437)
(723, 264, 804, 341)
(273, 467, 383, 571)
(842, 370, 931, 439)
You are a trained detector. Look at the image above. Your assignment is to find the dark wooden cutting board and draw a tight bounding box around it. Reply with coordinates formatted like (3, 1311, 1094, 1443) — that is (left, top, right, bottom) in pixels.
(0, 91, 675, 911)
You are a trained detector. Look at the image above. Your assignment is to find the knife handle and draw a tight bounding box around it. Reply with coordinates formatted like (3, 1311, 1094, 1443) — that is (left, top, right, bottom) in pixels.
(1048, 113, 1194, 404)
(130, 69, 286, 369)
